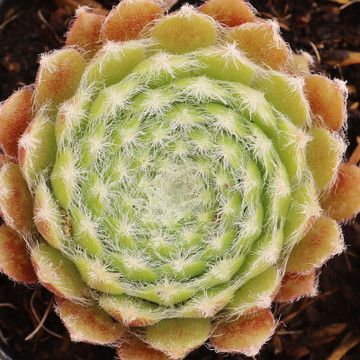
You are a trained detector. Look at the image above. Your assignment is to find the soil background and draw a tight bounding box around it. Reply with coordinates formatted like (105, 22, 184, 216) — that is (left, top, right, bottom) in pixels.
(0, 0, 360, 359)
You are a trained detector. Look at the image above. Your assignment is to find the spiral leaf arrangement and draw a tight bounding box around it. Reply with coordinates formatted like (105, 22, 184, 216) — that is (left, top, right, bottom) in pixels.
(1, 0, 360, 358)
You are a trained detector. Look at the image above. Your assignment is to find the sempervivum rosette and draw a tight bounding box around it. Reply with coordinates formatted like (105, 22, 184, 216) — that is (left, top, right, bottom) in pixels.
(1, 0, 360, 358)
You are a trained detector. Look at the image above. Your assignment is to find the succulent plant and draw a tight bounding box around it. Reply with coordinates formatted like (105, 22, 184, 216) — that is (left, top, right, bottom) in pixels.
(1, 0, 360, 358)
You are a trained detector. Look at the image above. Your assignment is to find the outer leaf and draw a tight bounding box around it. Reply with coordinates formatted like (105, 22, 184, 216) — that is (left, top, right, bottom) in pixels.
(0, 224, 37, 283)
(31, 243, 90, 302)
(0, 163, 34, 234)
(211, 309, 276, 356)
(306, 128, 344, 190)
(117, 333, 171, 360)
(66, 8, 106, 58)
(146, 318, 211, 358)
(199, 0, 255, 27)
(321, 163, 360, 221)
(286, 216, 343, 274)
(227, 21, 289, 70)
(150, 7, 217, 54)
(35, 48, 87, 111)
(101, 0, 163, 42)
(305, 74, 347, 131)
(275, 271, 317, 303)
(0, 87, 34, 158)
(56, 299, 125, 345)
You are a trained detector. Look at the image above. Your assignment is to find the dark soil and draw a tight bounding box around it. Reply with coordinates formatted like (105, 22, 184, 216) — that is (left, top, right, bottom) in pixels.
(0, 0, 360, 359)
